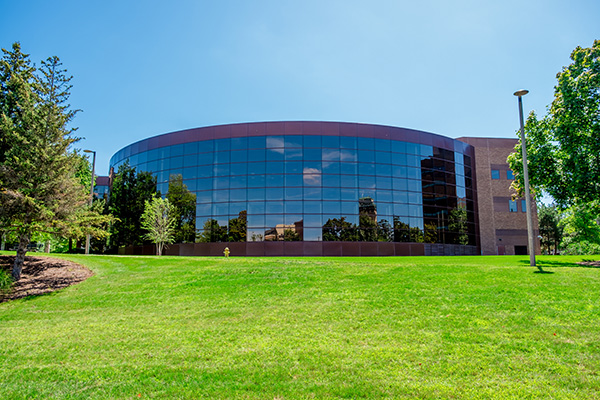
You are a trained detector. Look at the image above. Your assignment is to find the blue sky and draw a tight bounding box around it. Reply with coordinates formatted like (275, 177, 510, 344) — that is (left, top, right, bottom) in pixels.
(2, 0, 599, 173)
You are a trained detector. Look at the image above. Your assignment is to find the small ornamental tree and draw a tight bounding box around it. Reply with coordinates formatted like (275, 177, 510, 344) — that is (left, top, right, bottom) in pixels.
(141, 197, 176, 256)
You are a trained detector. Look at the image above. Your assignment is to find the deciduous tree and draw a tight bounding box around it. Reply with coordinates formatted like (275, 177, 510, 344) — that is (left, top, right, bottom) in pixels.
(509, 40, 600, 207)
(141, 197, 176, 256)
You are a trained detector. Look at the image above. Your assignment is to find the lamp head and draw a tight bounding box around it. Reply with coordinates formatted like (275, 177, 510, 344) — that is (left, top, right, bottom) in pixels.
(513, 89, 529, 97)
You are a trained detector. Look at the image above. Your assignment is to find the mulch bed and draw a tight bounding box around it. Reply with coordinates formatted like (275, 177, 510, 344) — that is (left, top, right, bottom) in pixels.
(576, 260, 600, 267)
(0, 255, 93, 303)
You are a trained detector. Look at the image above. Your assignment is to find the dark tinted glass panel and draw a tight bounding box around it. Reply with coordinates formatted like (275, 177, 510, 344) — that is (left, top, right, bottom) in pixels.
(214, 139, 230, 152)
(285, 174, 303, 187)
(358, 150, 375, 163)
(266, 187, 284, 200)
(248, 136, 265, 149)
(215, 151, 230, 164)
(248, 149, 266, 162)
(321, 136, 340, 149)
(230, 137, 248, 150)
(357, 137, 375, 151)
(267, 148, 284, 161)
(322, 161, 340, 174)
(285, 135, 303, 148)
(303, 148, 321, 161)
(303, 135, 321, 148)
(285, 148, 303, 160)
(266, 174, 284, 187)
(230, 149, 248, 163)
(285, 186, 302, 200)
(268, 161, 284, 174)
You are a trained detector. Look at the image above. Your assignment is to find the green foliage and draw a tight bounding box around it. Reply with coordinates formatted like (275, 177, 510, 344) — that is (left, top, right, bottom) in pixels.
(283, 228, 300, 241)
(165, 174, 196, 243)
(227, 210, 247, 242)
(0, 43, 108, 279)
(448, 206, 469, 245)
(0, 268, 12, 294)
(108, 162, 158, 249)
(508, 40, 600, 254)
(197, 218, 228, 242)
(141, 197, 176, 256)
(538, 203, 564, 254)
(322, 217, 357, 241)
(509, 40, 600, 206)
(1, 254, 600, 398)
(560, 201, 600, 255)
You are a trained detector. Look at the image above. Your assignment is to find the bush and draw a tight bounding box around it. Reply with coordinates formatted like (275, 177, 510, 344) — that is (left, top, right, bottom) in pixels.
(561, 240, 600, 255)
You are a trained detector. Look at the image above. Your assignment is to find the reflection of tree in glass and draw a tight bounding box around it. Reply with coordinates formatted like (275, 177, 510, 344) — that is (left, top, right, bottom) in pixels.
(283, 229, 301, 241)
(322, 217, 357, 241)
(392, 217, 424, 243)
(423, 222, 438, 244)
(448, 206, 469, 245)
(228, 210, 247, 242)
(166, 174, 196, 243)
(377, 219, 393, 242)
(197, 219, 227, 243)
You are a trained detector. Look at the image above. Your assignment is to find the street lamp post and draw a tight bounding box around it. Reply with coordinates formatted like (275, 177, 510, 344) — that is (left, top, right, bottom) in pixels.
(83, 149, 96, 255)
(513, 90, 537, 268)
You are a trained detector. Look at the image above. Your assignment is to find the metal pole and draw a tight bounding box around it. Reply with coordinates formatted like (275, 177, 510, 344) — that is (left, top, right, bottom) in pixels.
(514, 91, 536, 267)
(85, 150, 96, 255)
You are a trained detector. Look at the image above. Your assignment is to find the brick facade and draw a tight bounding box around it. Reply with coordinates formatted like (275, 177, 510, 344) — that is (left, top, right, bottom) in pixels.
(458, 137, 539, 255)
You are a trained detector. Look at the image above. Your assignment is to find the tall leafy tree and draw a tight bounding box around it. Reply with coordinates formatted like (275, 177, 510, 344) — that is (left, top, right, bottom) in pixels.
(108, 162, 158, 249)
(509, 40, 600, 206)
(537, 203, 563, 255)
(166, 174, 196, 243)
(0, 44, 107, 280)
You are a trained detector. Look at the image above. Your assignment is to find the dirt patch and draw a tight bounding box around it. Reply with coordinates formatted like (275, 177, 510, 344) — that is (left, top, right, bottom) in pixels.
(0, 255, 93, 302)
(576, 260, 600, 268)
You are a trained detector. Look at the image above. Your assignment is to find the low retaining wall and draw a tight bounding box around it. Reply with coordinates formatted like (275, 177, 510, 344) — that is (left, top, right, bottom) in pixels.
(119, 242, 479, 257)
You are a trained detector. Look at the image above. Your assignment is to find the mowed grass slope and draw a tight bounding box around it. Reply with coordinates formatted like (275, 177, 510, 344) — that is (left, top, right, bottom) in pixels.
(0, 254, 599, 399)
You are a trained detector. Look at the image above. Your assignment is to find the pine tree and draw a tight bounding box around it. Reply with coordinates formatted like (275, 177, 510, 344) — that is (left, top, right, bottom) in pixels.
(0, 43, 107, 280)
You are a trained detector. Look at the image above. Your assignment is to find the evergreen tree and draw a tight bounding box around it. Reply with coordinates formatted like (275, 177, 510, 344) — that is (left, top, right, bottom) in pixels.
(0, 44, 108, 280)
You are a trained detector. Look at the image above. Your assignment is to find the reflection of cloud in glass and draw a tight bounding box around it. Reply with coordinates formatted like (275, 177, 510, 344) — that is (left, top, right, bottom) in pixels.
(266, 137, 285, 153)
(303, 167, 322, 185)
(322, 149, 340, 161)
(340, 149, 357, 161)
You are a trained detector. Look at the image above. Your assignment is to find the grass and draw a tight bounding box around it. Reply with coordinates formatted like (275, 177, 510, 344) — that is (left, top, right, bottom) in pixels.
(0, 253, 599, 399)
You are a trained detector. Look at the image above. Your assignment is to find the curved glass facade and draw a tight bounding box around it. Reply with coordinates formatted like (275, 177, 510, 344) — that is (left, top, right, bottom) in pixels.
(110, 122, 479, 255)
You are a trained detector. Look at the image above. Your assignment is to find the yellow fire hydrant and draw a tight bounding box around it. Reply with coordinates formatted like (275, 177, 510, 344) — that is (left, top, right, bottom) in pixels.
(223, 247, 230, 258)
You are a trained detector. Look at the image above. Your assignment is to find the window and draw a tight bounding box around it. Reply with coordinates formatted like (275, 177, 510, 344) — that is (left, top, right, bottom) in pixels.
(491, 170, 500, 180)
(507, 170, 515, 180)
(509, 199, 518, 212)
(521, 200, 527, 213)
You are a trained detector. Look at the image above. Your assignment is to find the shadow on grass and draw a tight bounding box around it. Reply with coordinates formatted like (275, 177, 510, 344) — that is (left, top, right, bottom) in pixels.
(518, 259, 600, 269)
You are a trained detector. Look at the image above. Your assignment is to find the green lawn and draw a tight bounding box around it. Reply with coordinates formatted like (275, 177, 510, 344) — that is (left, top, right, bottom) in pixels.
(1, 253, 599, 399)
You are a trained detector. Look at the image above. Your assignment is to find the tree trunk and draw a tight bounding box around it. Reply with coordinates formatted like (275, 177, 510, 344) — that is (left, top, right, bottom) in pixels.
(44, 240, 51, 253)
(12, 232, 30, 281)
(0, 231, 5, 251)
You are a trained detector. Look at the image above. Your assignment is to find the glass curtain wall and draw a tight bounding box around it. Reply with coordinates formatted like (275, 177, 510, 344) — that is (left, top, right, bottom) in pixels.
(110, 134, 476, 245)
